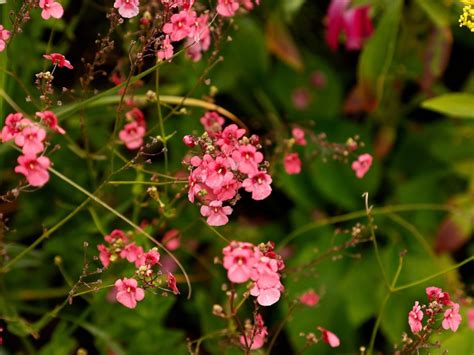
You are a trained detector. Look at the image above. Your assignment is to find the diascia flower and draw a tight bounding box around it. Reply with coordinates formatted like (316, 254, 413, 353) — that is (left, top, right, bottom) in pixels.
(0, 25, 11, 52)
(408, 301, 423, 333)
(14, 155, 51, 187)
(114, 278, 145, 309)
(283, 152, 302, 175)
(351, 153, 372, 178)
(317, 326, 340, 347)
(442, 302, 462, 332)
(39, 0, 64, 20)
(114, 0, 140, 18)
(43, 53, 74, 69)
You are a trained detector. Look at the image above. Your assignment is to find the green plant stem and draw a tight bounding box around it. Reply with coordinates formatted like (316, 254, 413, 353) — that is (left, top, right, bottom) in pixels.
(266, 302, 298, 355)
(108, 180, 186, 186)
(48, 167, 192, 299)
(201, 220, 230, 243)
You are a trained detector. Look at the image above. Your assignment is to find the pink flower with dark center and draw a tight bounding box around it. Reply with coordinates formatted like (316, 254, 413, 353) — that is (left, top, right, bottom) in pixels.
(1, 113, 27, 142)
(442, 303, 462, 332)
(249, 258, 284, 306)
(15, 125, 47, 156)
(325, 0, 373, 51)
(242, 171, 272, 200)
(232, 144, 263, 175)
(119, 121, 146, 150)
(217, 0, 240, 17)
(97, 244, 111, 268)
(136, 248, 160, 267)
(183, 135, 195, 147)
(167, 273, 180, 295)
(426, 286, 451, 305)
(222, 241, 260, 283)
(351, 153, 372, 178)
(317, 326, 340, 347)
(39, 0, 64, 20)
(200, 200, 233, 226)
(125, 107, 146, 126)
(200, 111, 225, 134)
(213, 172, 240, 201)
(186, 14, 211, 61)
(292, 127, 307, 146)
(206, 156, 231, 188)
(162, 10, 195, 42)
(408, 301, 423, 333)
(157, 35, 174, 60)
(43, 53, 73, 69)
(104, 229, 128, 244)
(299, 290, 320, 307)
(36, 111, 65, 134)
(216, 124, 246, 155)
(284, 152, 302, 175)
(114, 278, 145, 309)
(120, 243, 144, 263)
(114, 0, 140, 18)
(14, 155, 51, 187)
(0, 25, 11, 52)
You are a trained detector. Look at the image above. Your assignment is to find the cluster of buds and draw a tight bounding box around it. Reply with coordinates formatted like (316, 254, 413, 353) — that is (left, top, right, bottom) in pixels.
(97, 229, 179, 309)
(183, 112, 272, 226)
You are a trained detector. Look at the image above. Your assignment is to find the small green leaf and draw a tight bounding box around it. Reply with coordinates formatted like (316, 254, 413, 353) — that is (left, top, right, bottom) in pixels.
(421, 93, 474, 119)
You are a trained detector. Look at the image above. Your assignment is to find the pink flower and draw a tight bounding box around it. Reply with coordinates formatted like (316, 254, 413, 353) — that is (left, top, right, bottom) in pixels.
(14, 155, 51, 187)
(167, 273, 180, 295)
(242, 171, 272, 200)
(232, 144, 263, 175)
(425, 286, 450, 305)
(39, 0, 64, 20)
(36, 111, 65, 134)
(292, 87, 311, 110)
(186, 14, 211, 61)
(205, 156, 231, 188)
(240, 313, 268, 350)
(217, 0, 240, 17)
(14, 125, 47, 156)
(292, 127, 307, 146)
(136, 248, 160, 267)
(467, 308, 474, 330)
(119, 121, 146, 150)
(299, 290, 320, 307)
(0, 25, 11, 52)
(183, 135, 195, 148)
(200, 200, 233, 226)
(325, 0, 373, 51)
(216, 124, 246, 155)
(114, 0, 140, 18)
(162, 10, 195, 42)
(97, 244, 111, 268)
(249, 260, 283, 306)
(1, 113, 27, 142)
(157, 35, 174, 61)
(351, 153, 372, 178)
(223, 241, 260, 283)
(408, 301, 423, 334)
(442, 303, 462, 332)
(120, 243, 144, 263)
(125, 107, 145, 126)
(213, 172, 240, 201)
(104, 229, 128, 244)
(43, 53, 73, 69)
(162, 229, 181, 251)
(317, 327, 340, 347)
(114, 278, 145, 309)
(284, 152, 302, 175)
(200, 111, 225, 134)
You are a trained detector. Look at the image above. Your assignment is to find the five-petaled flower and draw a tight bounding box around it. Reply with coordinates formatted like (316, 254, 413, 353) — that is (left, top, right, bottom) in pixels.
(14, 154, 51, 187)
(408, 301, 423, 333)
(114, 0, 140, 18)
(39, 0, 64, 20)
(114, 278, 145, 309)
(43, 53, 73, 69)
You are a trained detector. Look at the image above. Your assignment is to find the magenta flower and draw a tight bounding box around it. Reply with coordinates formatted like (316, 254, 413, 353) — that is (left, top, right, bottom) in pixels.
(36, 111, 65, 134)
(114, 0, 140, 18)
(426, 286, 450, 305)
(242, 171, 272, 200)
(284, 152, 302, 175)
(167, 273, 180, 295)
(325, 0, 373, 51)
(408, 301, 423, 334)
(216, 124, 246, 154)
(39, 0, 64, 20)
(442, 303, 462, 332)
(299, 290, 320, 307)
(232, 144, 263, 175)
(157, 35, 174, 61)
(119, 121, 146, 150)
(317, 326, 340, 347)
(200, 200, 233, 226)
(0, 25, 11, 52)
(14, 155, 51, 187)
(292, 127, 307, 146)
(104, 229, 128, 244)
(136, 248, 160, 267)
(162, 10, 195, 42)
(43, 53, 73, 69)
(114, 278, 145, 309)
(97, 244, 111, 268)
(15, 125, 47, 156)
(222, 241, 260, 283)
(217, 0, 240, 17)
(351, 153, 372, 178)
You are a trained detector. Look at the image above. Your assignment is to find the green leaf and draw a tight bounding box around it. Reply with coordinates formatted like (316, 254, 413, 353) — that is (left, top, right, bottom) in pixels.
(421, 93, 474, 119)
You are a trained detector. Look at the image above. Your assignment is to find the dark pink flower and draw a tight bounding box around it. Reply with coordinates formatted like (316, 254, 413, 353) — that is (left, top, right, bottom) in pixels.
(14, 155, 51, 187)
(200, 111, 225, 134)
(114, 0, 140, 18)
(426, 286, 451, 305)
(14, 125, 47, 156)
(0, 25, 11, 52)
(186, 14, 211, 61)
(119, 121, 146, 150)
(104, 229, 128, 244)
(232, 144, 263, 175)
(442, 303, 462, 332)
(36, 111, 65, 134)
(183, 135, 195, 147)
(299, 290, 320, 307)
(157, 35, 174, 61)
(136, 248, 161, 267)
(167, 273, 180, 295)
(242, 171, 272, 200)
(39, 0, 64, 20)
(43, 53, 73, 69)
(1, 113, 27, 142)
(292, 127, 307, 146)
(97, 244, 111, 268)
(114, 278, 145, 309)
(125, 107, 146, 126)
(222, 241, 260, 283)
(216, 124, 246, 155)
(205, 156, 231, 188)
(317, 326, 340, 347)
(351, 153, 372, 178)
(200, 200, 232, 226)
(162, 10, 195, 42)
(217, 0, 240, 17)
(408, 301, 423, 334)
(284, 152, 302, 175)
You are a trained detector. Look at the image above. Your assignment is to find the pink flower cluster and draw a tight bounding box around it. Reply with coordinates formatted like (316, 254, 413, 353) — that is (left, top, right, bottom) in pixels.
(240, 313, 268, 350)
(216, 0, 260, 17)
(184, 112, 272, 226)
(325, 0, 374, 51)
(222, 241, 284, 306)
(408, 286, 462, 334)
(97, 229, 179, 309)
(119, 108, 147, 150)
(0, 25, 11, 52)
(0, 111, 65, 187)
(283, 127, 307, 175)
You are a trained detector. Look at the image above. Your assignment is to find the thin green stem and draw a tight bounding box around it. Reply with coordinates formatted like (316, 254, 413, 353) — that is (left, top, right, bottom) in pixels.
(108, 180, 187, 186)
(155, 64, 168, 183)
(367, 293, 390, 354)
(266, 302, 298, 355)
(201, 220, 230, 243)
